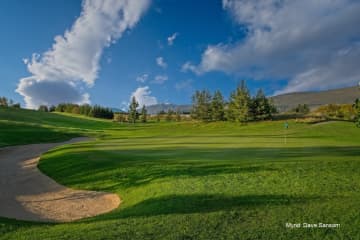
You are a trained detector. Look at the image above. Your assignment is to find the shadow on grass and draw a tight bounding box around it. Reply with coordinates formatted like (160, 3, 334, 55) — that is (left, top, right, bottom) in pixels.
(39, 145, 360, 191)
(0, 121, 80, 147)
(87, 193, 320, 221)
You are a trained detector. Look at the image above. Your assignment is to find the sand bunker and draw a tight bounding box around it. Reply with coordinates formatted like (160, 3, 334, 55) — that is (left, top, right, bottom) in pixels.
(0, 138, 120, 222)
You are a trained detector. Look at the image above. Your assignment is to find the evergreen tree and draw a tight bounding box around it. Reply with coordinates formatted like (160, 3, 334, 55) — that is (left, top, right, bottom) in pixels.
(191, 90, 212, 121)
(175, 109, 182, 122)
(292, 104, 310, 114)
(128, 96, 139, 124)
(250, 88, 272, 120)
(156, 112, 161, 122)
(49, 105, 56, 112)
(140, 105, 147, 123)
(211, 90, 225, 121)
(354, 98, 360, 127)
(226, 80, 250, 123)
(38, 105, 49, 112)
(166, 110, 173, 121)
(0, 97, 8, 107)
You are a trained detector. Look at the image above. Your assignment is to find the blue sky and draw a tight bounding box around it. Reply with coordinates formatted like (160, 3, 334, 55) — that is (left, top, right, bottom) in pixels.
(0, 0, 359, 109)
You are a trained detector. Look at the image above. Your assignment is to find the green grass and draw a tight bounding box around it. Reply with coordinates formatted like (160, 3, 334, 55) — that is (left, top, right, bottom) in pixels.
(0, 107, 116, 146)
(0, 108, 359, 239)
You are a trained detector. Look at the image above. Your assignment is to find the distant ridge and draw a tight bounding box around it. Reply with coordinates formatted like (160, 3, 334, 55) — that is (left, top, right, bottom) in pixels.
(146, 104, 192, 115)
(117, 86, 359, 114)
(271, 86, 359, 112)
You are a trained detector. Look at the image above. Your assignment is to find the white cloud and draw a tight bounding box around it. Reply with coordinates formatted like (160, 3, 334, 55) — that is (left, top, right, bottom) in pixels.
(22, 58, 29, 65)
(167, 32, 178, 46)
(152, 74, 168, 84)
(16, 0, 150, 108)
(136, 73, 149, 83)
(181, 61, 201, 75)
(156, 56, 167, 68)
(175, 79, 193, 91)
(130, 86, 158, 107)
(16, 77, 90, 109)
(189, 0, 360, 93)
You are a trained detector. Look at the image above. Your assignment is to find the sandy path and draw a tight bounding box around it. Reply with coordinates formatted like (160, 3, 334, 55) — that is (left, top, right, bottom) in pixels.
(0, 138, 120, 222)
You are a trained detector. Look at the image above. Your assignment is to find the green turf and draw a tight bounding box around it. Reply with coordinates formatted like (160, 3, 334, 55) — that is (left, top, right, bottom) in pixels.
(0, 107, 115, 146)
(0, 108, 359, 239)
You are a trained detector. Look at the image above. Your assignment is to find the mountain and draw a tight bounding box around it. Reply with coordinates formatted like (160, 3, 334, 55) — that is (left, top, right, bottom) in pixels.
(111, 108, 125, 113)
(146, 104, 192, 115)
(271, 86, 359, 112)
(132, 86, 359, 115)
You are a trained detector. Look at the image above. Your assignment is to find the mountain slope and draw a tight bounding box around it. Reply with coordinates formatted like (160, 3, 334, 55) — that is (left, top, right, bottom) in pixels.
(271, 86, 359, 112)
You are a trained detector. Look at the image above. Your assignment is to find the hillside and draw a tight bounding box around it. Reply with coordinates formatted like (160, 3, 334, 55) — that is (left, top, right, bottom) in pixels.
(146, 103, 192, 115)
(0, 107, 114, 146)
(271, 86, 359, 112)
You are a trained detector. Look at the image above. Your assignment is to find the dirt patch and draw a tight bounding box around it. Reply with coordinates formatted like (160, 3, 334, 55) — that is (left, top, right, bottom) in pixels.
(0, 138, 120, 222)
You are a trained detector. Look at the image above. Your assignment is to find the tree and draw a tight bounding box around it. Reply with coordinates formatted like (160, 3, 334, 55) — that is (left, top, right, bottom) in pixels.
(166, 110, 173, 121)
(211, 90, 225, 121)
(128, 96, 139, 124)
(49, 105, 56, 112)
(175, 109, 182, 122)
(12, 103, 21, 109)
(140, 105, 147, 123)
(38, 105, 49, 112)
(226, 80, 251, 123)
(0, 97, 8, 107)
(250, 88, 273, 120)
(156, 112, 161, 122)
(191, 90, 212, 121)
(292, 104, 310, 114)
(354, 99, 360, 127)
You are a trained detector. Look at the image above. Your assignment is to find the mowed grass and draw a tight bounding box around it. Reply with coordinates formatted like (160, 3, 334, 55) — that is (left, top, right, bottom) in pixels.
(0, 108, 360, 239)
(0, 107, 116, 146)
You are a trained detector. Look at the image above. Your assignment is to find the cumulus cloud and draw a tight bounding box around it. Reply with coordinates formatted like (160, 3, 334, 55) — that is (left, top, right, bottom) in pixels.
(156, 56, 167, 68)
(130, 86, 158, 107)
(136, 73, 149, 83)
(16, 0, 150, 108)
(189, 0, 360, 93)
(167, 32, 178, 46)
(152, 74, 168, 84)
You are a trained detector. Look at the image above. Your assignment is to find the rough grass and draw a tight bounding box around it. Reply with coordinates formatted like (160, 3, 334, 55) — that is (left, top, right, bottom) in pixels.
(0, 108, 359, 239)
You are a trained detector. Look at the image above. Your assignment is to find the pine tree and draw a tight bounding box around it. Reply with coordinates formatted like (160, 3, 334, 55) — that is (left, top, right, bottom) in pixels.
(251, 88, 271, 120)
(166, 110, 173, 121)
(0, 97, 8, 107)
(211, 90, 225, 121)
(175, 109, 182, 122)
(354, 98, 360, 127)
(191, 90, 212, 121)
(226, 80, 250, 123)
(128, 96, 139, 124)
(140, 105, 147, 123)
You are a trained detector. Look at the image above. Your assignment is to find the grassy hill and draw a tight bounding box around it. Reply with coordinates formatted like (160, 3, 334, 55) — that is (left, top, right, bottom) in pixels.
(0, 109, 359, 239)
(0, 107, 116, 146)
(272, 86, 360, 112)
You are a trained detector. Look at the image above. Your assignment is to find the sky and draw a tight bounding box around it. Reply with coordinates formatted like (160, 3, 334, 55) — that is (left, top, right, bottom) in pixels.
(0, 0, 359, 109)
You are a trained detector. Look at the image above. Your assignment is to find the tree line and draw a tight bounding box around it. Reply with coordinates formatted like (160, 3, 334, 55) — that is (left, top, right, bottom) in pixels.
(191, 81, 277, 123)
(39, 103, 114, 119)
(0, 96, 21, 108)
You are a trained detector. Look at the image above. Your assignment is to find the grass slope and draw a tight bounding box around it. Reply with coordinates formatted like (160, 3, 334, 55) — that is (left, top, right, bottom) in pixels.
(0, 108, 115, 146)
(0, 112, 359, 239)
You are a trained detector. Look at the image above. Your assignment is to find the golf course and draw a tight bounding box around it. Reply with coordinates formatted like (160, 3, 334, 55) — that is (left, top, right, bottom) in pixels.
(0, 107, 359, 239)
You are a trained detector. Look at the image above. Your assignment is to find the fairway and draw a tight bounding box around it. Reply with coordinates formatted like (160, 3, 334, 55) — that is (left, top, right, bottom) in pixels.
(0, 109, 359, 239)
